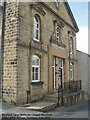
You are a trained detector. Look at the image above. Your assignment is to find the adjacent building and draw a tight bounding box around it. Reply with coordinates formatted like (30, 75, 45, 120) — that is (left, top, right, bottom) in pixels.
(2, 2, 79, 105)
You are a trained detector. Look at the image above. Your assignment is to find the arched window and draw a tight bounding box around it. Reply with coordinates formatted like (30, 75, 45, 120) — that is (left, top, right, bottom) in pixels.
(32, 55, 40, 82)
(33, 15, 40, 41)
(56, 24, 61, 42)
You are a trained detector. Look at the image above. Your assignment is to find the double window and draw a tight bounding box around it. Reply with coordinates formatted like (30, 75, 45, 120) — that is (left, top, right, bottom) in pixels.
(33, 15, 40, 41)
(32, 55, 40, 82)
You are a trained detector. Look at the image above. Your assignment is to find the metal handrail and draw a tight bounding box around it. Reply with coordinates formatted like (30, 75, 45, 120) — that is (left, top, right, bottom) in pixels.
(58, 80, 82, 107)
(58, 85, 63, 107)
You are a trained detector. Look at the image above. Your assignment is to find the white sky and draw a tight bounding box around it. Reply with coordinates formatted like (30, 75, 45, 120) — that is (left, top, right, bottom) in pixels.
(76, 26, 88, 54)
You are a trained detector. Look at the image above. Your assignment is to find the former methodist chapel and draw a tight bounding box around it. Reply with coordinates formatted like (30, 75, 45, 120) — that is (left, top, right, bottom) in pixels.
(1, 1, 80, 105)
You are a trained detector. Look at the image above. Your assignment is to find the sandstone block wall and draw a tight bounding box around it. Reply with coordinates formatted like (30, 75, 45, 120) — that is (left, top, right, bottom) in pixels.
(2, 2, 19, 104)
(2, 2, 78, 104)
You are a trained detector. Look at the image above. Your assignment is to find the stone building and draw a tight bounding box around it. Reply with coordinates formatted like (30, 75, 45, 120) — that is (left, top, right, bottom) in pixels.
(77, 50, 90, 99)
(2, 2, 79, 105)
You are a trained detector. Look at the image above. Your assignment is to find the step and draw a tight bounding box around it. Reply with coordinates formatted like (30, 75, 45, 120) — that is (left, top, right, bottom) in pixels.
(24, 101, 58, 112)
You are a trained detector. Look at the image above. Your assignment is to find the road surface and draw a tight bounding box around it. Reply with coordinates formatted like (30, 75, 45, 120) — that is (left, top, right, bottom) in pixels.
(0, 100, 89, 119)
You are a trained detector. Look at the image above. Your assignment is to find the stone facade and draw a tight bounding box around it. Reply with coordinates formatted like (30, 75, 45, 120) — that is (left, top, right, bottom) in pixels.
(2, 2, 79, 105)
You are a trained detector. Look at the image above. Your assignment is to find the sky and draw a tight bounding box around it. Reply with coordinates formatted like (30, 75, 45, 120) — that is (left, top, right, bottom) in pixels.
(69, 2, 88, 54)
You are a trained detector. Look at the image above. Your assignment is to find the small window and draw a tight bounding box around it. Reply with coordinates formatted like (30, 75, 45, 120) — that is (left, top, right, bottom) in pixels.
(32, 55, 40, 82)
(56, 26, 60, 42)
(33, 15, 40, 41)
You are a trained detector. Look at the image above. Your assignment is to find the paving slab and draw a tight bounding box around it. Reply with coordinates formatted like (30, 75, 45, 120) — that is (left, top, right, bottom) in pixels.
(24, 101, 58, 112)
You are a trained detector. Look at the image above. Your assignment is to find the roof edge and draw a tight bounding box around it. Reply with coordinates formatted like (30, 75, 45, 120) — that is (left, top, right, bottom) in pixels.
(64, 2, 79, 32)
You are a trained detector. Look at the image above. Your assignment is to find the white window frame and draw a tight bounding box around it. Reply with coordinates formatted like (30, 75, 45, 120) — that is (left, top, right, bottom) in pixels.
(32, 55, 40, 82)
(60, 59, 64, 89)
(33, 15, 40, 41)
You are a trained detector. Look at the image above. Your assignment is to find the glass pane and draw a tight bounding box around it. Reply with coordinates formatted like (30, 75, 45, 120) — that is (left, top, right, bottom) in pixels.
(32, 56, 40, 66)
(35, 16, 38, 22)
(57, 28, 59, 33)
(34, 16, 40, 40)
(34, 28, 36, 39)
(34, 22, 37, 28)
(70, 63, 73, 69)
(36, 68, 38, 80)
(32, 67, 34, 80)
(37, 23, 39, 28)
(60, 59, 63, 67)
(36, 59, 39, 65)
(32, 59, 35, 65)
(57, 33, 59, 37)
(52, 56, 55, 66)
(36, 30, 38, 39)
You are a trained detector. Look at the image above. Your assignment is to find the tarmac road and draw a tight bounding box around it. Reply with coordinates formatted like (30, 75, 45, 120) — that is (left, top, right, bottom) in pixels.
(0, 100, 89, 119)
(50, 100, 89, 118)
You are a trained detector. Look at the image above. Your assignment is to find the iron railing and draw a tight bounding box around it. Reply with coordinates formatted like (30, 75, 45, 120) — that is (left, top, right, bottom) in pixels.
(58, 80, 82, 107)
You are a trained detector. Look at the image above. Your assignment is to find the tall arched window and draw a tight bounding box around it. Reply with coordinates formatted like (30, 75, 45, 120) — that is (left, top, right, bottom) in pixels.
(32, 55, 40, 82)
(33, 15, 40, 41)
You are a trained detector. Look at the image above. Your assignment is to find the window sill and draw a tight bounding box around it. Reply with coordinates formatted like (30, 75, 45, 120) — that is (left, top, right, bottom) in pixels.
(33, 38, 40, 42)
(31, 81, 44, 85)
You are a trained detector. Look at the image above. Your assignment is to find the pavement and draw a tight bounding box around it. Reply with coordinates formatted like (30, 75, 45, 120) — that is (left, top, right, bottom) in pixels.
(1, 100, 57, 113)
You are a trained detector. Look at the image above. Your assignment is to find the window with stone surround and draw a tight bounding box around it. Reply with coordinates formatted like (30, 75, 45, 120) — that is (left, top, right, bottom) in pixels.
(32, 55, 40, 82)
(56, 25, 60, 42)
(33, 15, 40, 41)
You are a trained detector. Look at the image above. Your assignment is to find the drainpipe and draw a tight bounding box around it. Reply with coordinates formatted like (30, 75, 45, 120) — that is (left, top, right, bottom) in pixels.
(1, 2, 6, 99)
